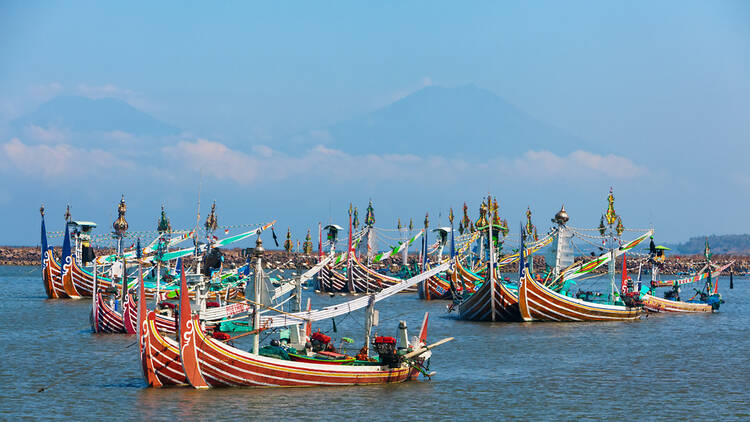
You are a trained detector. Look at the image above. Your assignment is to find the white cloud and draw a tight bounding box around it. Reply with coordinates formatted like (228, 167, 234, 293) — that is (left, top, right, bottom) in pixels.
(105, 130, 135, 141)
(165, 140, 645, 188)
(0, 138, 132, 179)
(23, 125, 68, 143)
(501, 149, 647, 182)
(164, 139, 260, 184)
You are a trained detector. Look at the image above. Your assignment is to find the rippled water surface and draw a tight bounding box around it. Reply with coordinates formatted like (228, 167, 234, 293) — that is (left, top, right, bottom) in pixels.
(2, 265, 749, 420)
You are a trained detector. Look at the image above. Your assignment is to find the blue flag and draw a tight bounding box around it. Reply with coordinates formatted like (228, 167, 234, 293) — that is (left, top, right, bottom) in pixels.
(41, 215, 48, 268)
(449, 222, 455, 259)
(61, 222, 72, 276)
(136, 238, 142, 259)
(421, 228, 428, 271)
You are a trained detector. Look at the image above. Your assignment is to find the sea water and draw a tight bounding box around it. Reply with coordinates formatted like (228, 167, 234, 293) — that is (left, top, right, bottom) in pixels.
(1, 265, 748, 420)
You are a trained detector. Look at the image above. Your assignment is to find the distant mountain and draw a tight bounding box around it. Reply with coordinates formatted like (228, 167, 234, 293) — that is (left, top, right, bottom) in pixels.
(665, 234, 750, 255)
(297, 84, 592, 157)
(13, 95, 179, 138)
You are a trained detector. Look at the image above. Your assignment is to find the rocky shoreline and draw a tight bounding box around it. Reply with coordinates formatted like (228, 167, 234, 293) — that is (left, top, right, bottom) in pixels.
(3, 246, 748, 275)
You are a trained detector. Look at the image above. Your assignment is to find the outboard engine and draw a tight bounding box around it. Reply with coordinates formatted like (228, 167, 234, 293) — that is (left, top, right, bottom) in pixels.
(202, 248, 223, 276)
(310, 331, 331, 352)
(374, 336, 399, 367)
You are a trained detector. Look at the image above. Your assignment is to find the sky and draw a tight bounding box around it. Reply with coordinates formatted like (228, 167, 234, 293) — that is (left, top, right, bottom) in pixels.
(1, 1, 749, 248)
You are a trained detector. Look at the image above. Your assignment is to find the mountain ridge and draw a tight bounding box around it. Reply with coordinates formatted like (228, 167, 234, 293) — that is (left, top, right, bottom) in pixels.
(290, 84, 594, 157)
(12, 95, 180, 140)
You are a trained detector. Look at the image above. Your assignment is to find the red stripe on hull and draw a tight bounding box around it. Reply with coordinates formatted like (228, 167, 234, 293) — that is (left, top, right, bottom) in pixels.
(519, 270, 642, 322)
(192, 320, 417, 388)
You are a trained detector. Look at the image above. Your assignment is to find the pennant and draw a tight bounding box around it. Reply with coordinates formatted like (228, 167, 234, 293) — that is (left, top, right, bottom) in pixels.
(271, 227, 279, 247)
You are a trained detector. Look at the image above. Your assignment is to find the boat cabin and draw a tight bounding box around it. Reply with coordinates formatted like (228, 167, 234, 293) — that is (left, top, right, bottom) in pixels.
(68, 220, 97, 266)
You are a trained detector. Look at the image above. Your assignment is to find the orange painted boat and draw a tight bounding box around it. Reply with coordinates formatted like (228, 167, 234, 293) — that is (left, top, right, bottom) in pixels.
(519, 269, 642, 322)
(640, 293, 713, 313)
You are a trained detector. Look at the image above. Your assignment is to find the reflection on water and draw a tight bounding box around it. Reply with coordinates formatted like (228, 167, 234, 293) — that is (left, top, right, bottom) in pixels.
(1, 265, 749, 419)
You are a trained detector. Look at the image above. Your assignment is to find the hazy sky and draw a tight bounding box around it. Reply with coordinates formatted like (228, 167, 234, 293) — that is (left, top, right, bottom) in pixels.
(1, 1, 749, 247)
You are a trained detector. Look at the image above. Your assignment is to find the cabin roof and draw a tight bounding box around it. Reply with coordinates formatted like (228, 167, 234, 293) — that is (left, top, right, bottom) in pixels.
(70, 220, 97, 228)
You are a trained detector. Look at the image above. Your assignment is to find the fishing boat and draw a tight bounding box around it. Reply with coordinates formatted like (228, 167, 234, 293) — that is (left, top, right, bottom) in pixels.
(518, 268, 643, 322)
(40, 199, 269, 300)
(639, 239, 729, 313)
(139, 235, 453, 389)
(455, 198, 554, 321)
(518, 193, 652, 322)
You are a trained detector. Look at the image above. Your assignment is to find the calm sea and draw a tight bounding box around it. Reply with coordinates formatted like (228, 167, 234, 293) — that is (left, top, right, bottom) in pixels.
(1, 265, 748, 421)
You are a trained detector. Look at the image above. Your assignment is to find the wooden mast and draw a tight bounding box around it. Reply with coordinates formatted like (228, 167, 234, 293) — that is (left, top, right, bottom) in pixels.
(155, 204, 172, 307)
(488, 195, 496, 322)
(113, 195, 129, 308)
(252, 235, 264, 355)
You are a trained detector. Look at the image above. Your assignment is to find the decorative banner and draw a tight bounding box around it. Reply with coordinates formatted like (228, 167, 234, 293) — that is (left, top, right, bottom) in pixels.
(560, 230, 653, 281)
(496, 233, 554, 267)
(651, 262, 732, 288)
(373, 230, 423, 263)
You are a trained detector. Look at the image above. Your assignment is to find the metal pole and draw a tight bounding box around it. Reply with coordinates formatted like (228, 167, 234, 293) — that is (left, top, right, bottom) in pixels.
(252, 237, 264, 355)
(364, 294, 375, 358)
(488, 204, 496, 322)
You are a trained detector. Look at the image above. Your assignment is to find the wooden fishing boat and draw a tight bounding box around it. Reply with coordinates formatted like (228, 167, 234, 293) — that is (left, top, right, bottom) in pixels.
(42, 249, 67, 299)
(639, 246, 730, 313)
(419, 260, 476, 300)
(518, 269, 642, 322)
(349, 255, 419, 293)
(639, 293, 713, 313)
(418, 273, 453, 300)
(138, 248, 453, 389)
(317, 254, 420, 294)
(138, 271, 187, 386)
(316, 262, 349, 293)
(458, 271, 521, 322)
(181, 304, 429, 388)
(39, 202, 267, 300)
(455, 258, 482, 284)
(92, 290, 178, 334)
(181, 243, 449, 389)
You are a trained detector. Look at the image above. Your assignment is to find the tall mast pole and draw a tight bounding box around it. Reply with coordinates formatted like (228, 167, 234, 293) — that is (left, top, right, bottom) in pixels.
(156, 205, 171, 307)
(112, 196, 129, 307)
(487, 195, 496, 322)
(317, 222, 322, 262)
(347, 204, 354, 293)
(252, 235, 264, 355)
(363, 293, 375, 358)
(422, 212, 430, 300)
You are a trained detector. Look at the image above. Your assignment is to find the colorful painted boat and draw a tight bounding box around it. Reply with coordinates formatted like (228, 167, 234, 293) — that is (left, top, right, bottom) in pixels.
(639, 293, 713, 313)
(178, 262, 442, 389)
(458, 268, 520, 322)
(93, 290, 177, 334)
(519, 269, 642, 322)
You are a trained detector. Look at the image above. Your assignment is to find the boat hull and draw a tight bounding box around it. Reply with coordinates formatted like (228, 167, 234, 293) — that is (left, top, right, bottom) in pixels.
(640, 293, 713, 313)
(519, 270, 642, 322)
(458, 275, 521, 322)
